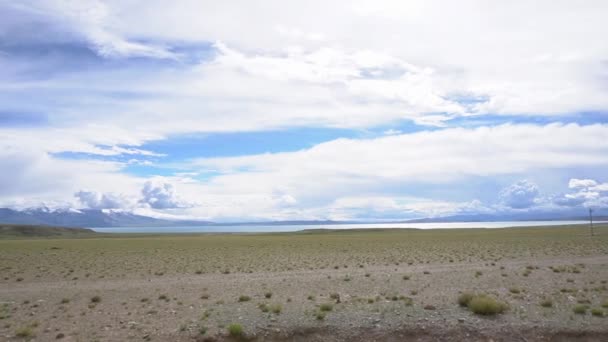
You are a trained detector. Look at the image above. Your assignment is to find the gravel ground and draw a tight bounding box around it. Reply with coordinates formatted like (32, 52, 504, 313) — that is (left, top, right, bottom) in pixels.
(1, 228, 607, 341)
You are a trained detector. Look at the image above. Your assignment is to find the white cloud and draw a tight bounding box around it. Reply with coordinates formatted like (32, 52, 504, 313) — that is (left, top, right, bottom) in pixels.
(140, 180, 190, 209)
(75, 190, 133, 209)
(569, 178, 599, 189)
(1, 0, 607, 153)
(499, 180, 540, 209)
(1, 1, 608, 221)
(192, 123, 608, 186)
(170, 123, 608, 219)
(556, 178, 608, 208)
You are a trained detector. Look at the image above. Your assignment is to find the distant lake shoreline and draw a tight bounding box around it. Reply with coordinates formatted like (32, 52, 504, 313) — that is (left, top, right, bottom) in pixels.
(90, 220, 604, 233)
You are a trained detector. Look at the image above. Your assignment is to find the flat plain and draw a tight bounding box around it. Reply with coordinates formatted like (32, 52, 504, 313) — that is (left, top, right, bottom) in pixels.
(1, 225, 607, 341)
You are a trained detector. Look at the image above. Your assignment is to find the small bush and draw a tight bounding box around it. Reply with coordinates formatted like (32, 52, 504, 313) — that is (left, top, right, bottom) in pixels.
(402, 275, 410, 280)
(90, 296, 101, 303)
(466, 295, 507, 315)
(319, 303, 333, 312)
(590, 308, 604, 317)
(60, 298, 70, 304)
(264, 292, 272, 299)
(573, 304, 588, 314)
(238, 295, 251, 302)
(270, 304, 282, 314)
(227, 323, 243, 337)
(315, 311, 326, 320)
(15, 326, 34, 338)
(458, 292, 474, 307)
(540, 299, 553, 308)
(509, 288, 521, 294)
(602, 300, 608, 308)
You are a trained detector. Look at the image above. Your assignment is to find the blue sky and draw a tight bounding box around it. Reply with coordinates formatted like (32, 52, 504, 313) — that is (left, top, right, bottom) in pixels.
(1, 1, 607, 221)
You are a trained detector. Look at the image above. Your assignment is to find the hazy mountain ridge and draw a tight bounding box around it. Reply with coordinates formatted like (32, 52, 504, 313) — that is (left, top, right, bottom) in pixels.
(0, 207, 603, 228)
(0, 208, 211, 227)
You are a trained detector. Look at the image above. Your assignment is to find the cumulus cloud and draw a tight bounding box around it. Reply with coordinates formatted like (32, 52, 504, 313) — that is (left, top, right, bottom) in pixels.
(499, 180, 540, 209)
(555, 178, 608, 208)
(140, 180, 188, 209)
(569, 179, 598, 189)
(75, 190, 133, 209)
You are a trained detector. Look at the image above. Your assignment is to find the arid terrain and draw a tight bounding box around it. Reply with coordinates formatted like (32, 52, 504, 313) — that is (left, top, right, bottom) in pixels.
(1, 225, 607, 341)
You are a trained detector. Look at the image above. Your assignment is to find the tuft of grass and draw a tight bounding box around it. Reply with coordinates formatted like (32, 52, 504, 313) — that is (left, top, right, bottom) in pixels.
(509, 287, 521, 294)
(402, 275, 410, 280)
(238, 295, 251, 302)
(573, 304, 588, 314)
(590, 308, 604, 317)
(15, 326, 34, 338)
(540, 299, 553, 308)
(60, 298, 70, 304)
(315, 311, 326, 320)
(401, 296, 414, 306)
(602, 300, 608, 308)
(264, 292, 272, 299)
(90, 295, 101, 303)
(270, 303, 282, 314)
(227, 323, 243, 337)
(464, 294, 508, 315)
(319, 303, 333, 312)
(475, 271, 482, 277)
(458, 292, 474, 307)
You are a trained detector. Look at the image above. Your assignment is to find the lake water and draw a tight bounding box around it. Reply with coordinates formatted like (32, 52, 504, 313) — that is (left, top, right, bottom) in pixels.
(90, 220, 601, 233)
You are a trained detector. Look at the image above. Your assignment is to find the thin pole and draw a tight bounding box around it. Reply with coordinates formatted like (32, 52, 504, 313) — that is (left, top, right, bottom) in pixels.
(589, 208, 594, 236)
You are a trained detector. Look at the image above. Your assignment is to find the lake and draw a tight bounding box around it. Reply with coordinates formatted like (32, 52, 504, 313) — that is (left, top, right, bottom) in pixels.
(90, 220, 601, 233)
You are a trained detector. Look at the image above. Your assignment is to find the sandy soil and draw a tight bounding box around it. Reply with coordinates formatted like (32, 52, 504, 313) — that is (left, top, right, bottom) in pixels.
(1, 227, 607, 341)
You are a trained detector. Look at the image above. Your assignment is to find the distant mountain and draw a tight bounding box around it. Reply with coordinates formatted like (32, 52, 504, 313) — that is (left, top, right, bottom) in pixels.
(0, 208, 212, 228)
(403, 212, 606, 223)
(1, 207, 605, 229)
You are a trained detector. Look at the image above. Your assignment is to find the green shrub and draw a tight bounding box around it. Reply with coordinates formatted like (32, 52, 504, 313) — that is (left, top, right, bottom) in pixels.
(238, 295, 251, 302)
(315, 311, 326, 320)
(264, 292, 272, 299)
(227, 323, 243, 337)
(319, 303, 333, 312)
(467, 295, 507, 315)
(591, 308, 604, 317)
(458, 292, 474, 307)
(573, 304, 588, 314)
(15, 326, 34, 338)
(540, 299, 553, 308)
(270, 303, 282, 314)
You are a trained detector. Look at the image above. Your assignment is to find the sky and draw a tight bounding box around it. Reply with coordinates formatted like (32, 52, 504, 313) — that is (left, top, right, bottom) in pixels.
(1, 0, 607, 222)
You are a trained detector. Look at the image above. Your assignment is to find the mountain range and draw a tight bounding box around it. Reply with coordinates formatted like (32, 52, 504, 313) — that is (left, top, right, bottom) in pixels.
(0, 207, 603, 228)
